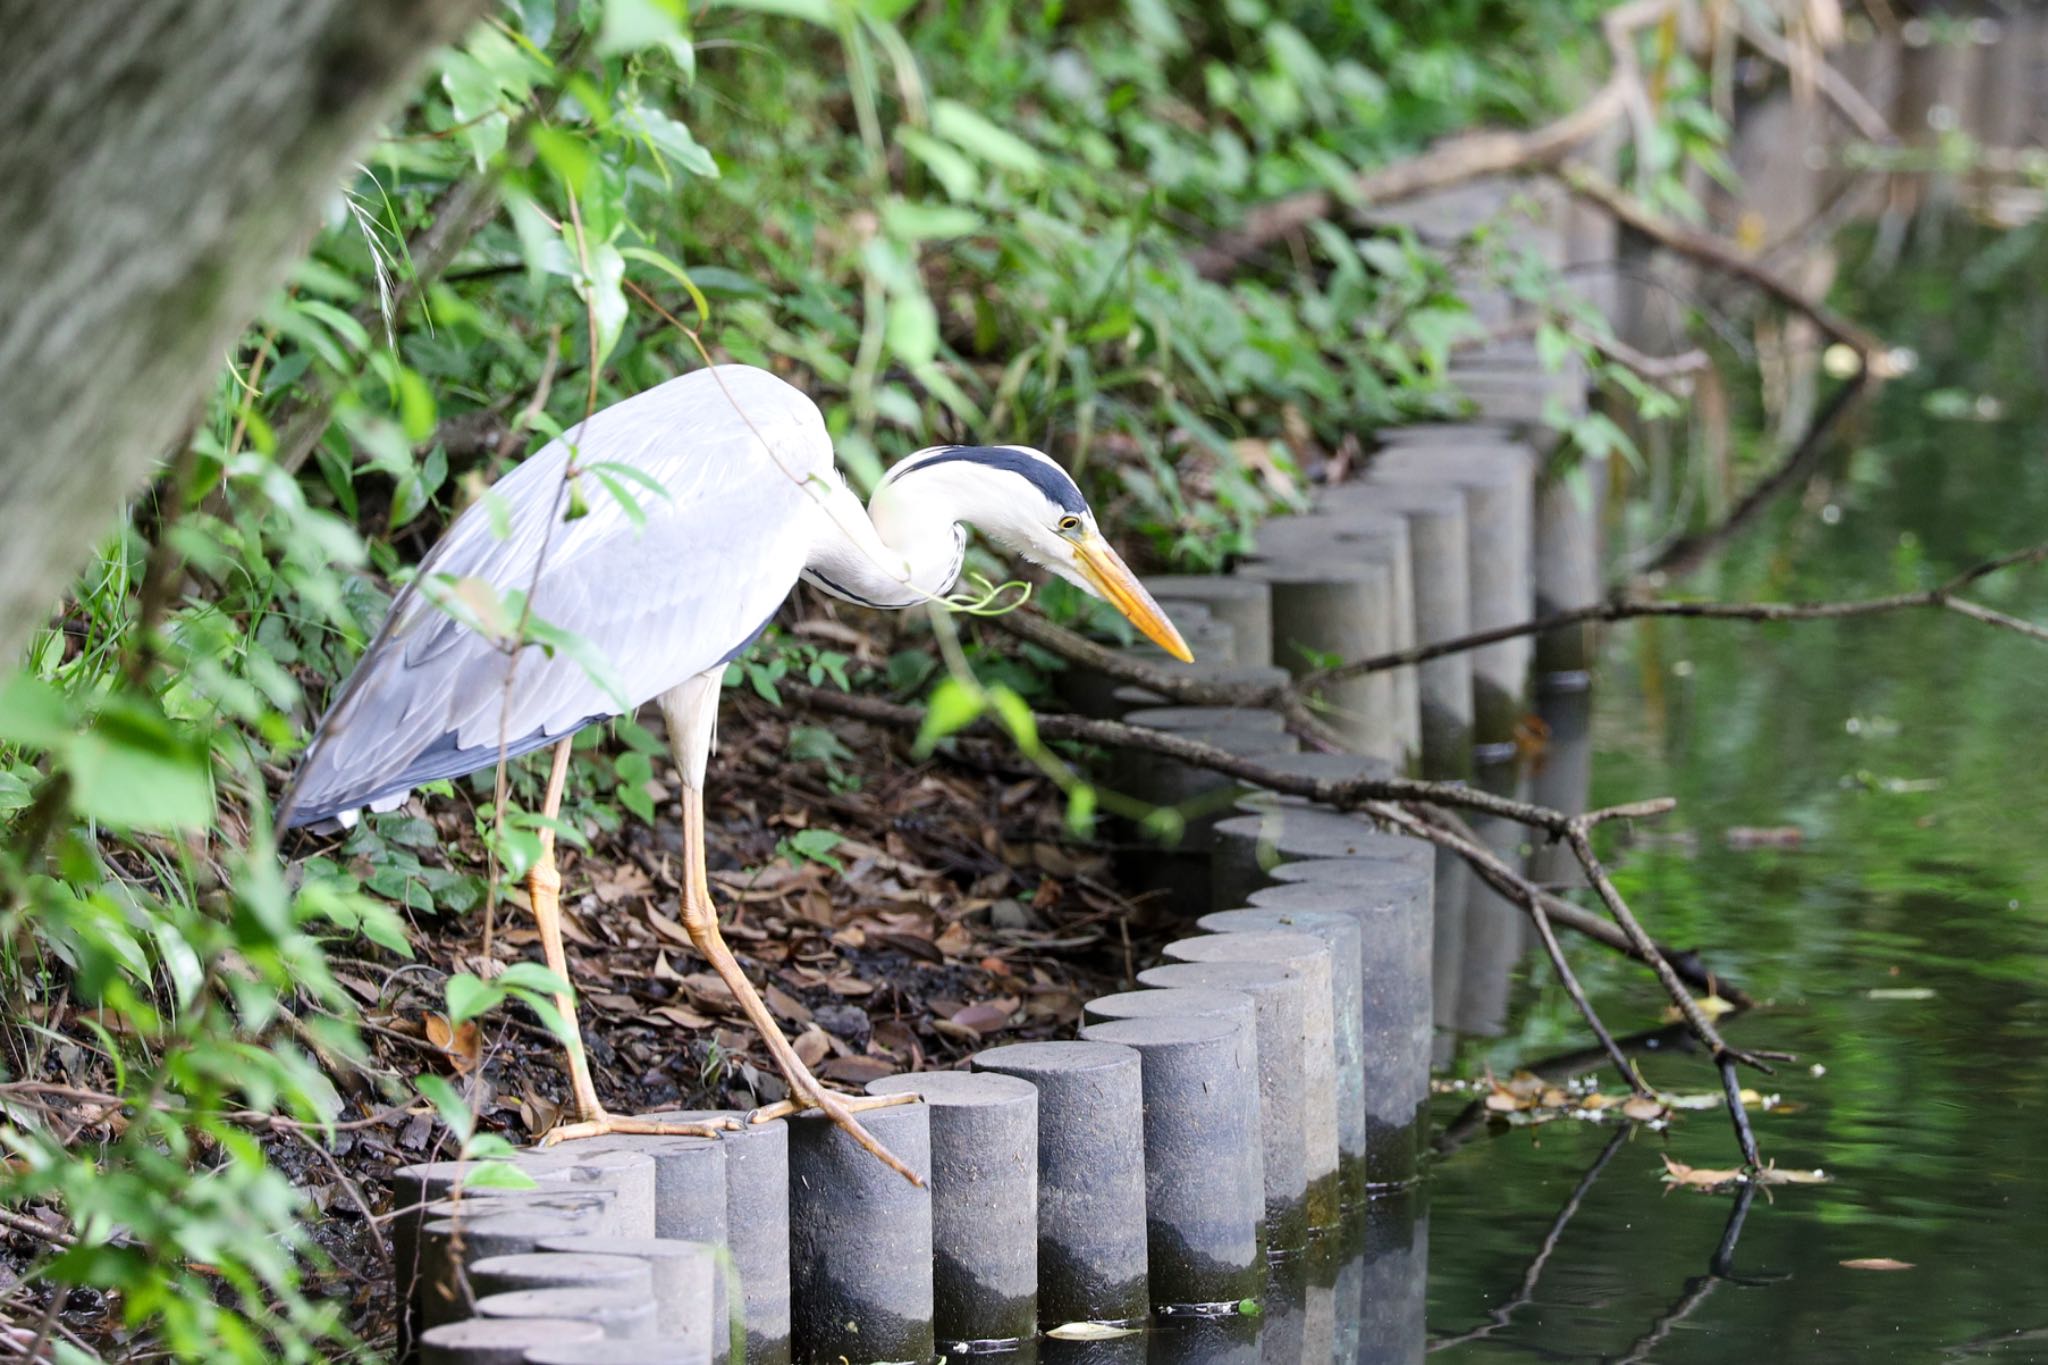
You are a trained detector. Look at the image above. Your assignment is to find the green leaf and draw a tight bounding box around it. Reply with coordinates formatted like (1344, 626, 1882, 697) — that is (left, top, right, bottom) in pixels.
(987, 685, 1038, 751)
(499, 962, 572, 998)
(0, 671, 74, 748)
(885, 290, 940, 368)
(914, 677, 984, 755)
(717, 0, 833, 22)
(616, 246, 710, 324)
(66, 699, 213, 831)
(460, 1160, 539, 1191)
(784, 828, 844, 867)
(1066, 783, 1098, 836)
(445, 973, 501, 1025)
(578, 241, 629, 369)
(522, 612, 629, 710)
(627, 106, 719, 179)
(880, 198, 982, 241)
(931, 98, 1045, 180)
(597, 0, 688, 56)
(896, 128, 980, 201)
(415, 1073, 474, 1142)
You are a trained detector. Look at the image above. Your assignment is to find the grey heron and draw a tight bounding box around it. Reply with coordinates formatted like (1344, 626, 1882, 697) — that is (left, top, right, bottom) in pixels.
(279, 364, 1190, 1180)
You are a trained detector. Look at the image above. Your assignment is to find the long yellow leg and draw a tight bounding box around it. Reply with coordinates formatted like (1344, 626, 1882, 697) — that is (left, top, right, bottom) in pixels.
(525, 739, 734, 1145)
(675, 784, 920, 1184)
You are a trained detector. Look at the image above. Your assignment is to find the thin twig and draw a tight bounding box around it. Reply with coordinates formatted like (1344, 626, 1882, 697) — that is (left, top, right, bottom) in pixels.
(0, 1206, 74, 1247)
(1373, 802, 1650, 1095)
(1311, 538, 2048, 685)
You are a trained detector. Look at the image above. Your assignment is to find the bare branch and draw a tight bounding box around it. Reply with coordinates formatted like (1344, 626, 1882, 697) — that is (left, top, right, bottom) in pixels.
(783, 680, 1750, 1007)
(1188, 0, 1685, 280)
(1310, 540, 2048, 685)
(1553, 162, 1891, 364)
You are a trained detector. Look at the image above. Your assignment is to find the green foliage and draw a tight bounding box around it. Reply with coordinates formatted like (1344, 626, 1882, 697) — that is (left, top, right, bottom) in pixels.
(0, 0, 1702, 1355)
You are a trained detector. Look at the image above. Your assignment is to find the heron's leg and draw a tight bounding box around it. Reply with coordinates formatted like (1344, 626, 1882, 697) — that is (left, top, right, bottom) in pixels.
(676, 784, 921, 1185)
(524, 739, 736, 1146)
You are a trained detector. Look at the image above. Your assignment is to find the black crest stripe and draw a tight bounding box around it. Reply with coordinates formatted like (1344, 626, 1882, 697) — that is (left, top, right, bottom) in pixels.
(907, 445, 1087, 513)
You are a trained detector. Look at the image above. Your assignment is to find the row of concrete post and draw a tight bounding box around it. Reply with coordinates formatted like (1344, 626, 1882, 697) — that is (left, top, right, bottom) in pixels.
(391, 807, 1438, 1364)
(387, 172, 1608, 1365)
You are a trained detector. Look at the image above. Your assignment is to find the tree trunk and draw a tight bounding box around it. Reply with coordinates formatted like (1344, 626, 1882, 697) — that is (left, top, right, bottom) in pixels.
(0, 0, 487, 656)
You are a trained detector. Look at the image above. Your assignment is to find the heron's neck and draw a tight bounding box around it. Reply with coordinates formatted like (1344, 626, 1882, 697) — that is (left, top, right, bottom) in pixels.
(802, 476, 964, 610)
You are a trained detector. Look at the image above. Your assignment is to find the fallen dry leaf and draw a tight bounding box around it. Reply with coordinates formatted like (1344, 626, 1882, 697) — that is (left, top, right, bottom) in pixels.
(1621, 1095, 1668, 1122)
(765, 985, 813, 1024)
(951, 999, 1020, 1034)
(792, 1027, 831, 1069)
(650, 1005, 713, 1030)
(422, 1014, 482, 1075)
(1661, 1155, 1831, 1190)
(818, 1056, 895, 1085)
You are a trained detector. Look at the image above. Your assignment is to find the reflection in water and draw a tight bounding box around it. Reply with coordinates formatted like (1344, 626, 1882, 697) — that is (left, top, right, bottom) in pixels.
(1033, 1193, 1428, 1364)
(1416, 203, 2048, 1361)
(1526, 684, 1592, 892)
(1454, 757, 1531, 1039)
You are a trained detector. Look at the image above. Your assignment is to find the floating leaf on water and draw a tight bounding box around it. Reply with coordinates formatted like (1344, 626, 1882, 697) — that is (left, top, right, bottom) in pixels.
(1621, 1096, 1668, 1122)
(1660, 1156, 1745, 1189)
(1047, 1322, 1141, 1341)
(1755, 1164, 1831, 1186)
(1841, 1258, 1914, 1271)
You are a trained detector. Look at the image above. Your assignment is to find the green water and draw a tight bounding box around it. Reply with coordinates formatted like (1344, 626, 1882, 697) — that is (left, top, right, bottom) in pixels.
(1420, 220, 2048, 1360)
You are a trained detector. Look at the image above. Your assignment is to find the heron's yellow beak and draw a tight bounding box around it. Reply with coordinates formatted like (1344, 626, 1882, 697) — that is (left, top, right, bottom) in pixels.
(1073, 531, 1194, 662)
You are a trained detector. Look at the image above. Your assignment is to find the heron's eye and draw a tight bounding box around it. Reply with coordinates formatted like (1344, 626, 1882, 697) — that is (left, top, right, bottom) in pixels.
(1057, 515, 1082, 534)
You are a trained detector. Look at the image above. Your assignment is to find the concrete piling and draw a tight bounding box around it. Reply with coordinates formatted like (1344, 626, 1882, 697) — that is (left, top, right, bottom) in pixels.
(522, 1342, 713, 1365)
(1531, 455, 1605, 679)
(645, 1111, 791, 1364)
(1141, 575, 1274, 668)
(1252, 509, 1422, 768)
(1116, 706, 1298, 828)
(1081, 986, 1302, 1257)
(1058, 619, 1243, 716)
(866, 1070, 1040, 1351)
(1077, 1014, 1264, 1310)
(1320, 480, 1474, 780)
(416, 1318, 604, 1365)
(1526, 684, 1592, 890)
(1126, 961, 1312, 1256)
(475, 1286, 657, 1340)
(551, 1137, 728, 1359)
(508, 1149, 660, 1238)
(1238, 558, 1399, 763)
(1366, 442, 1535, 756)
(1248, 870, 1434, 1187)
(394, 1157, 618, 1360)
(786, 1103, 935, 1365)
(1196, 908, 1368, 1207)
(550, 1135, 726, 1244)
(972, 1040, 1150, 1326)
(470, 1252, 655, 1305)
(537, 1237, 719, 1356)
(1209, 806, 1431, 914)
(1354, 1188, 1429, 1365)
(1454, 757, 1529, 1039)
(416, 1206, 616, 1340)
(1107, 662, 1294, 716)
(1157, 933, 1340, 1230)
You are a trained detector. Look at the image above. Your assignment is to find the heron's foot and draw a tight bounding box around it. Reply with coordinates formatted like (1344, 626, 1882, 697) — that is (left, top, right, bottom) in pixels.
(749, 1073, 923, 1185)
(538, 1108, 740, 1146)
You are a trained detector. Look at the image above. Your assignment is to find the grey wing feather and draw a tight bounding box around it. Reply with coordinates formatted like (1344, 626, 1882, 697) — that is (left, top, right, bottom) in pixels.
(281, 365, 833, 828)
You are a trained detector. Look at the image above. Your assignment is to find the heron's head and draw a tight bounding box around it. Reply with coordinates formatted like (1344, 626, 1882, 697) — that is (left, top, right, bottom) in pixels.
(875, 444, 1193, 661)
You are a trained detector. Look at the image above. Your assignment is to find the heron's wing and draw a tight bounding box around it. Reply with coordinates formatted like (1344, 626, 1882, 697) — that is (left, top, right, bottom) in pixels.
(281, 366, 834, 827)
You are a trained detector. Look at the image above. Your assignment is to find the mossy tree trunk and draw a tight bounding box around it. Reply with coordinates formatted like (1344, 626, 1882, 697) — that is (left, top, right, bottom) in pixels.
(0, 0, 487, 655)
